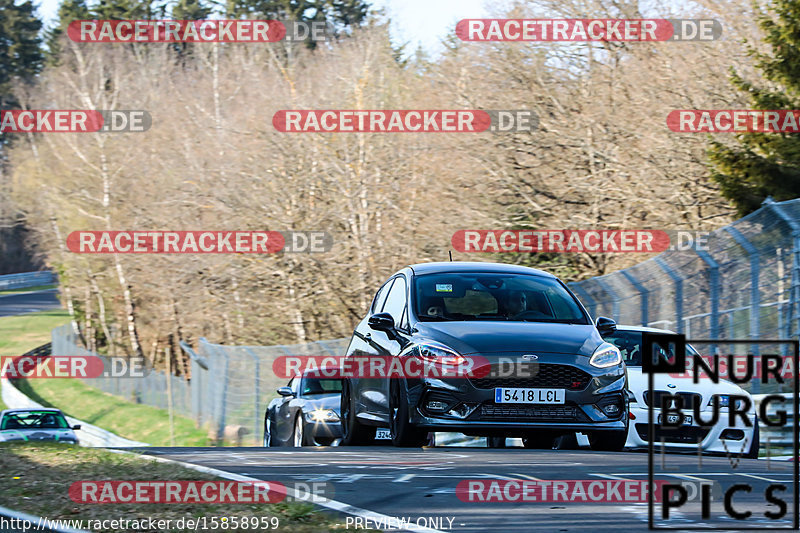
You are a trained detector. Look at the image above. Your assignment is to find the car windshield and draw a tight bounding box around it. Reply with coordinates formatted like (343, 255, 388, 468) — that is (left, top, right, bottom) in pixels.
(1, 411, 69, 430)
(301, 377, 342, 396)
(604, 330, 700, 366)
(413, 272, 589, 323)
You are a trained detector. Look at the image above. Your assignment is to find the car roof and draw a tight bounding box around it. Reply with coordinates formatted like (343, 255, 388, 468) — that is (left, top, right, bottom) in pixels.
(0, 408, 63, 417)
(407, 261, 555, 278)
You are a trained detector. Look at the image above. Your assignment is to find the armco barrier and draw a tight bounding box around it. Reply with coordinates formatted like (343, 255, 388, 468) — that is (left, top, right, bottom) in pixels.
(0, 271, 56, 291)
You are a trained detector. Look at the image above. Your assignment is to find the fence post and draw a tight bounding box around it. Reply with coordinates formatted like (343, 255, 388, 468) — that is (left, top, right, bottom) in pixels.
(655, 257, 683, 333)
(620, 271, 648, 327)
(211, 343, 230, 443)
(595, 278, 620, 322)
(570, 283, 597, 319)
(694, 248, 720, 341)
(766, 199, 800, 339)
(244, 347, 261, 444)
(724, 226, 761, 346)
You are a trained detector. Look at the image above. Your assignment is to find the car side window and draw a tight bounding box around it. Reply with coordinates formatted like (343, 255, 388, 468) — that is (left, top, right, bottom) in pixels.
(371, 279, 394, 314)
(382, 276, 408, 328)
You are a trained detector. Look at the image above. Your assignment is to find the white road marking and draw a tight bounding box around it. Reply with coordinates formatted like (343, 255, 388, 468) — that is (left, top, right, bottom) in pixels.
(111, 450, 447, 533)
(394, 474, 416, 483)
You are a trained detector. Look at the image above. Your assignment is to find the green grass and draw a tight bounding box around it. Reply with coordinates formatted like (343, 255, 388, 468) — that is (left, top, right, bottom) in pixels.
(0, 309, 69, 358)
(14, 378, 213, 447)
(0, 309, 71, 411)
(0, 309, 210, 446)
(0, 284, 57, 295)
(0, 443, 359, 532)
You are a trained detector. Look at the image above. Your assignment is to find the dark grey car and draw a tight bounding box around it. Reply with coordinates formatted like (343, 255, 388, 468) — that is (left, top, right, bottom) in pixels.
(263, 372, 343, 447)
(340, 262, 628, 449)
(0, 408, 80, 444)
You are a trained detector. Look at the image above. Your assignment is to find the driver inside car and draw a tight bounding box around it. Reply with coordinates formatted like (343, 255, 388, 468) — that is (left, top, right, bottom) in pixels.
(502, 289, 528, 318)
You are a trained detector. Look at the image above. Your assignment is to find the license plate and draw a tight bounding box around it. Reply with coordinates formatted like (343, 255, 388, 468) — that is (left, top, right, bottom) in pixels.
(375, 428, 391, 440)
(494, 388, 565, 404)
(658, 413, 693, 425)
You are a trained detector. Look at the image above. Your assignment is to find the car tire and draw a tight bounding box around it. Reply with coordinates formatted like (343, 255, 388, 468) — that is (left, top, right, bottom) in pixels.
(745, 417, 760, 459)
(340, 380, 376, 445)
(389, 380, 428, 447)
(522, 431, 556, 449)
(487, 436, 506, 448)
(293, 414, 306, 447)
(263, 417, 273, 447)
(589, 430, 627, 452)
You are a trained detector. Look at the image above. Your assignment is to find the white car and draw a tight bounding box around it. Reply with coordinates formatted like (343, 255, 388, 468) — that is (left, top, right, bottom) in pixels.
(605, 326, 759, 457)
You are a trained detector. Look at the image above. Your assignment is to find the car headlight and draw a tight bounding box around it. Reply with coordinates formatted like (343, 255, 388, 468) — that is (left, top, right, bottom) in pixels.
(708, 395, 746, 410)
(413, 341, 467, 366)
(590, 343, 622, 368)
(306, 409, 339, 423)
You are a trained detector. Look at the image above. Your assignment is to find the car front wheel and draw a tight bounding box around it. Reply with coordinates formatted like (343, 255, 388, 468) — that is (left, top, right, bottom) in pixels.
(340, 380, 376, 445)
(293, 414, 306, 447)
(389, 381, 428, 447)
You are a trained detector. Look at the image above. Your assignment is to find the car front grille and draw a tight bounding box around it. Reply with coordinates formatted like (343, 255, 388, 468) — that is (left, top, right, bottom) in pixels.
(643, 391, 702, 410)
(635, 423, 710, 444)
(470, 363, 591, 391)
(480, 404, 578, 420)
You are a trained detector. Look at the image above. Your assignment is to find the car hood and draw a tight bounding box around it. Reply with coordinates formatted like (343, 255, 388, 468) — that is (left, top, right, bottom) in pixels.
(302, 394, 341, 413)
(412, 321, 604, 356)
(0, 428, 77, 442)
(626, 366, 748, 404)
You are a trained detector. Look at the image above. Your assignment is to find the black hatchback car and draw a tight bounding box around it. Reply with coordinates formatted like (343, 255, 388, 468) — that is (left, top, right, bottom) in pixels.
(340, 262, 628, 449)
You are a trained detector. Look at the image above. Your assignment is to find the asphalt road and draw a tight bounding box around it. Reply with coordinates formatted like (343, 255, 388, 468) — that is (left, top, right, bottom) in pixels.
(141, 446, 798, 532)
(0, 289, 60, 317)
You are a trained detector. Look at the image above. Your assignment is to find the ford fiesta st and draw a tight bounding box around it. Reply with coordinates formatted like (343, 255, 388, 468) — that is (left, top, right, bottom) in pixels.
(339, 262, 628, 449)
(603, 326, 759, 457)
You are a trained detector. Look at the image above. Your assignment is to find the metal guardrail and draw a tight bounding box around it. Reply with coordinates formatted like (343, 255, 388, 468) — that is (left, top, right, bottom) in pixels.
(0, 271, 56, 291)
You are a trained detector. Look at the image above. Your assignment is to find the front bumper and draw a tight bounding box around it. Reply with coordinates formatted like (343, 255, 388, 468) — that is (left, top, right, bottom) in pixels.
(304, 420, 342, 444)
(404, 355, 628, 436)
(626, 405, 756, 453)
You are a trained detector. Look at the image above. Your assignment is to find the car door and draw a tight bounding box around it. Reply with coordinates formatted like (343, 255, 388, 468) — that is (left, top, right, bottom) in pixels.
(348, 278, 394, 421)
(275, 377, 299, 445)
(362, 274, 410, 422)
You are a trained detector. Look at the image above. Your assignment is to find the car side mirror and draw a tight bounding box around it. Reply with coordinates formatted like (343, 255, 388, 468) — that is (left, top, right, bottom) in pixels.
(596, 316, 617, 336)
(368, 312, 395, 332)
(72, 425, 81, 430)
(277, 386, 294, 397)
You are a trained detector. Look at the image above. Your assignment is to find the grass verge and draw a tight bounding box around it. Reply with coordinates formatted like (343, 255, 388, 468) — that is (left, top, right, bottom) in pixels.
(13, 378, 212, 447)
(0, 443, 360, 532)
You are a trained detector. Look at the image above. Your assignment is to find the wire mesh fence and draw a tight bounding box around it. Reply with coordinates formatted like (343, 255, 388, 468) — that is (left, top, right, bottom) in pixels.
(49, 198, 800, 446)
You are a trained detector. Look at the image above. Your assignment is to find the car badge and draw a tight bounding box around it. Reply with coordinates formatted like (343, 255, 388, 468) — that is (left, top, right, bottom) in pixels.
(667, 383, 677, 388)
(521, 354, 538, 361)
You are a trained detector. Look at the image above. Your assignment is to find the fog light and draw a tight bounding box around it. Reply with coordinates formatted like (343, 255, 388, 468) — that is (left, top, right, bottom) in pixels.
(602, 404, 620, 415)
(426, 401, 447, 411)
